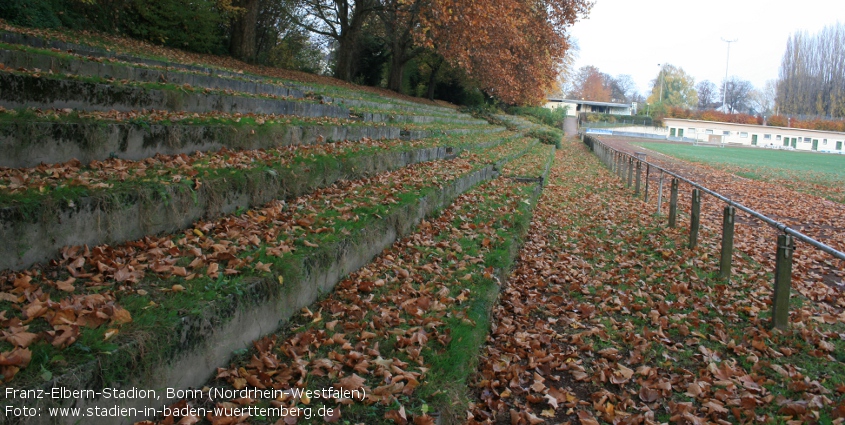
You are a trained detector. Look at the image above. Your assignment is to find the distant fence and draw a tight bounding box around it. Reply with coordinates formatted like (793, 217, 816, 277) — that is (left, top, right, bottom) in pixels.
(581, 133, 845, 329)
(583, 119, 655, 128)
(584, 126, 700, 143)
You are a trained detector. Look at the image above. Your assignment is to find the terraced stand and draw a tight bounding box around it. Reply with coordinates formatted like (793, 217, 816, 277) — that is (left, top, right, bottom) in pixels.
(1, 138, 536, 424)
(0, 136, 475, 270)
(0, 36, 502, 271)
(0, 24, 560, 425)
(0, 117, 402, 167)
(138, 142, 554, 425)
(0, 30, 483, 122)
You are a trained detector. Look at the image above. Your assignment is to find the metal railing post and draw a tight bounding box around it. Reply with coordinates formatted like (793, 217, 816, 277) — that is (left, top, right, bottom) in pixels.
(616, 154, 622, 178)
(581, 141, 845, 315)
(668, 178, 679, 227)
(657, 172, 664, 214)
(720, 206, 735, 280)
(610, 150, 616, 173)
(611, 152, 615, 176)
(772, 234, 794, 329)
(635, 161, 642, 195)
(689, 189, 701, 248)
(619, 155, 625, 180)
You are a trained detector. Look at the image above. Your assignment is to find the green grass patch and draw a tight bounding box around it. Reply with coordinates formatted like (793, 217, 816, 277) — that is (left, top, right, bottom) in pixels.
(634, 142, 845, 178)
(634, 141, 845, 203)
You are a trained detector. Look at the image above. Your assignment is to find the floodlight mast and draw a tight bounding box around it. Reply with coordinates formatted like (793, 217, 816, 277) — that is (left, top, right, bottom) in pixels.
(657, 63, 664, 103)
(721, 37, 738, 113)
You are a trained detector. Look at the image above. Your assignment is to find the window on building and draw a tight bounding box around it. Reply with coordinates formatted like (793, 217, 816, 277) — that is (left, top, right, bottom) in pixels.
(804, 137, 811, 142)
(823, 139, 828, 145)
(723, 131, 730, 136)
(689, 128, 696, 133)
(740, 132, 748, 138)
(776, 135, 782, 141)
(706, 129, 714, 135)
(764, 134, 771, 140)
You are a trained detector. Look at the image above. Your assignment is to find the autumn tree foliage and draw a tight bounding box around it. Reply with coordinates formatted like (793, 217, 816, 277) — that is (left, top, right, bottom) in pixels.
(0, 0, 591, 105)
(569, 65, 611, 102)
(420, 0, 592, 104)
(767, 115, 845, 132)
(608, 74, 637, 103)
(777, 22, 845, 118)
(282, 0, 591, 103)
(664, 106, 845, 131)
(648, 64, 697, 109)
(565, 67, 637, 103)
(662, 107, 761, 125)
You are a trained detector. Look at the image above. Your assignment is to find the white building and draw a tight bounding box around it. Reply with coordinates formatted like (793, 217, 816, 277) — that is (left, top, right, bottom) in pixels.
(663, 118, 845, 152)
(546, 98, 636, 116)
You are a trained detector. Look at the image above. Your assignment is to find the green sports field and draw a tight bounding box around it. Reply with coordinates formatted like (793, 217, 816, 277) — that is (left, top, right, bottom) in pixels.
(633, 142, 845, 202)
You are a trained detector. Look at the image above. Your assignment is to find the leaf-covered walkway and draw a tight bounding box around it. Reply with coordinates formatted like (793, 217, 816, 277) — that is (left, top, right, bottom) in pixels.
(469, 138, 845, 424)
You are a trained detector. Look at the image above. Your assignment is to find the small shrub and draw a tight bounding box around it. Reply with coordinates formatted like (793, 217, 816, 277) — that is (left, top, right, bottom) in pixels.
(0, 0, 84, 28)
(509, 106, 568, 128)
(528, 128, 562, 149)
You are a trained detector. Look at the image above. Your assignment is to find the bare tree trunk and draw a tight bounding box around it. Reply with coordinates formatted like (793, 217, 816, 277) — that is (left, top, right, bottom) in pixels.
(230, 0, 260, 62)
(386, 37, 412, 92)
(380, 0, 422, 93)
(332, 0, 376, 81)
(334, 34, 359, 81)
(386, 57, 405, 92)
(427, 57, 443, 100)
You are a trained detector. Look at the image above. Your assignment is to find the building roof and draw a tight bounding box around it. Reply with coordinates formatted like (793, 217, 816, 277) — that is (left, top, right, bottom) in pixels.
(547, 98, 632, 108)
(663, 117, 845, 136)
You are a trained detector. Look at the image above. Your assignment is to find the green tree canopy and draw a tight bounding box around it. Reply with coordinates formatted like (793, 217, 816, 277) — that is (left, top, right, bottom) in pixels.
(648, 64, 698, 110)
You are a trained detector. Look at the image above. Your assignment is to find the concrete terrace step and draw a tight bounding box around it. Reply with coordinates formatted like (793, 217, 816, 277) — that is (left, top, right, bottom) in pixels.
(0, 113, 507, 168)
(0, 140, 462, 271)
(140, 144, 554, 425)
(314, 91, 469, 116)
(0, 71, 350, 118)
(0, 46, 304, 99)
(0, 30, 267, 85)
(493, 113, 539, 130)
(0, 32, 469, 120)
(1, 141, 528, 424)
(0, 43, 474, 122)
(359, 110, 488, 125)
(0, 24, 559, 425)
(0, 130, 520, 271)
(0, 66, 482, 129)
(0, 117, 398, 167)
(401, 126, 507, 141)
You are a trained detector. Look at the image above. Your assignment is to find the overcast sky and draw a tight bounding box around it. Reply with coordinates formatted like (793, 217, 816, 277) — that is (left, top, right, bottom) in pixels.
(567, 0, 845, 98)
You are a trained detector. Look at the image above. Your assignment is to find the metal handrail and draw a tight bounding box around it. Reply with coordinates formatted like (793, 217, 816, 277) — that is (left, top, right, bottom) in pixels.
(583, 134, 845, 261)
